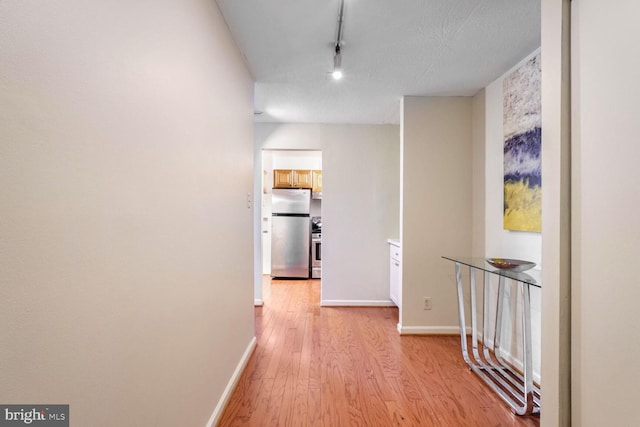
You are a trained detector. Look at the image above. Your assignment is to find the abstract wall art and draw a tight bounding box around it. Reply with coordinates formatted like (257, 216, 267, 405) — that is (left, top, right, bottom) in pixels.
(503, 52, 542, 232)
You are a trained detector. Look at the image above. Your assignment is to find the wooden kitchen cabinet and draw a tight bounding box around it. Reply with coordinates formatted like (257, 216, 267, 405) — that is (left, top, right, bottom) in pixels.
(273, 169, 294, 188)
(293, 169, 313, 188)
(273, 169, 313, 189)
(312, 170, 322, 193)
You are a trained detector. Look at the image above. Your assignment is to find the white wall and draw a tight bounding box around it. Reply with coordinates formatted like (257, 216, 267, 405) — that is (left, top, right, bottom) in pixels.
(571, 1, 640, 425)
(400, 96, 473, 334)
(0, 1, 255, 426)
(471, 90, 486, 258)
(483, 50, 543, 379)
(541, 0, 572, 424)
(271, 150, 322, 170)
(253, 123, 400, 306)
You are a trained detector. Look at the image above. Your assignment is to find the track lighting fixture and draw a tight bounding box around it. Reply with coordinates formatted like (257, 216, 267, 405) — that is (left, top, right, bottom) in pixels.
(332, 0, 345, 80)
(332, 44, 343, 80)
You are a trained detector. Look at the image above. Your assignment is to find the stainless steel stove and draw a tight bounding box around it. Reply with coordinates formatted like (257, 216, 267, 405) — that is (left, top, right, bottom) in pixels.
(311, 216, 321, 278)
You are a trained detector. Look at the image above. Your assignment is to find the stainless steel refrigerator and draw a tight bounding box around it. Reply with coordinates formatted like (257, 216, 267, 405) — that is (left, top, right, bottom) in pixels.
(271, 188, 310, 278)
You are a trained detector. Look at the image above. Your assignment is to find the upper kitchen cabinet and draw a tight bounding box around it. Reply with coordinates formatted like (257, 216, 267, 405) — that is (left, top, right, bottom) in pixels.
(293, 170, 313, 189)
(312, 170, 322, 193)
(273, 169, 313, 189)
(274, 169, 294, 188)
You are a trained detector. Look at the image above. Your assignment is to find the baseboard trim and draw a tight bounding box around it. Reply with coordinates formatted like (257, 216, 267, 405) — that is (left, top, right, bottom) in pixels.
(398, 325, 470, 335)
(206, 336, 257, 427)
(480, 336, 541, 384)
(500, 349, 541, 385)
(254, 299, 264, 306)
(320, 299, 397, 307)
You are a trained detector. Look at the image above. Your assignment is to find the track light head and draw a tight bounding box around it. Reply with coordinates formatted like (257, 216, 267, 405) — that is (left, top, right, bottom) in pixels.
(332, 46, 343, 80)
(331, 0, 345, 81)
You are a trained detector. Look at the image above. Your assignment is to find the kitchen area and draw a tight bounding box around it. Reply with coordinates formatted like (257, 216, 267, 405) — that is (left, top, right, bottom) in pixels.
(261, 150, 322, 281)
(253, 125, 400, 310)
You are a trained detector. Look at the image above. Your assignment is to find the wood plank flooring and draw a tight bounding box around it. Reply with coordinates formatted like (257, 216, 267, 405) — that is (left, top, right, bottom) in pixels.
(218, 278, 540, 426)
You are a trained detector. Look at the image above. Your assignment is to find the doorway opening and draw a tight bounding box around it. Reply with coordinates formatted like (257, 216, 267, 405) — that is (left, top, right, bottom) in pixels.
(258, 149, 322, 301)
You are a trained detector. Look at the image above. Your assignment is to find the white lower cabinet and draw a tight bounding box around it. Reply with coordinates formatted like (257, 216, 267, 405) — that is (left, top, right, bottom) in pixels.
(388, 241, 401, 307)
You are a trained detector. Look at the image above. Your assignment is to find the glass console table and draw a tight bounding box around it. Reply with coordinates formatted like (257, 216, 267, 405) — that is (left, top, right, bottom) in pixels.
(442, 256, 541, 416)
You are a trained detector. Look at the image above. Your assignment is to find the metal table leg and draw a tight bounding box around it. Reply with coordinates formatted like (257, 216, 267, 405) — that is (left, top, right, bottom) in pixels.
(451, 262, 540, 415)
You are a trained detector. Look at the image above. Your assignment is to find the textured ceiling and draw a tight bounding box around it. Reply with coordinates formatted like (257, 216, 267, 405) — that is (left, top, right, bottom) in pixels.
(215, 0, 540, 125)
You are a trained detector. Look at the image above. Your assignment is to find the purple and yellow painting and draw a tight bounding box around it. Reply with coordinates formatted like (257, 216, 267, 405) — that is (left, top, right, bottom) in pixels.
(503, 53, 541, 232)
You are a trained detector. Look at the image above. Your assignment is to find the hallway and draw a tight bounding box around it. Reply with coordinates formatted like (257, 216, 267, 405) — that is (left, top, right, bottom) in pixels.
(218, 278, 539, 426)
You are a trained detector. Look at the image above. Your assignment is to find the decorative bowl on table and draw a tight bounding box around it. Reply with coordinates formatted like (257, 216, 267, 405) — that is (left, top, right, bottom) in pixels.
(486, 258, 536, 272)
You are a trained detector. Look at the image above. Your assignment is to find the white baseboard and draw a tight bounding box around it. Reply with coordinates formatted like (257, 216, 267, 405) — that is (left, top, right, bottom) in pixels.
(397, 325, 469, 335)
(206, 336, 257, 427)
(396, 327, 541, 383)
(480, 336, 541, 384)
(254, 299, 264, 306)
(320, 299, 397, 307)
(500, 350, 541, 385)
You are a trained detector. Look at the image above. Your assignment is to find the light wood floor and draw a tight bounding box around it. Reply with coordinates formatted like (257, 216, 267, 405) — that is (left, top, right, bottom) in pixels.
(218, 278, 540, 426)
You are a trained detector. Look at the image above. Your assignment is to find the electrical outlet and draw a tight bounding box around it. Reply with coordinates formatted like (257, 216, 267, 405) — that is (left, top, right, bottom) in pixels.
(423, 297, 432, 310)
